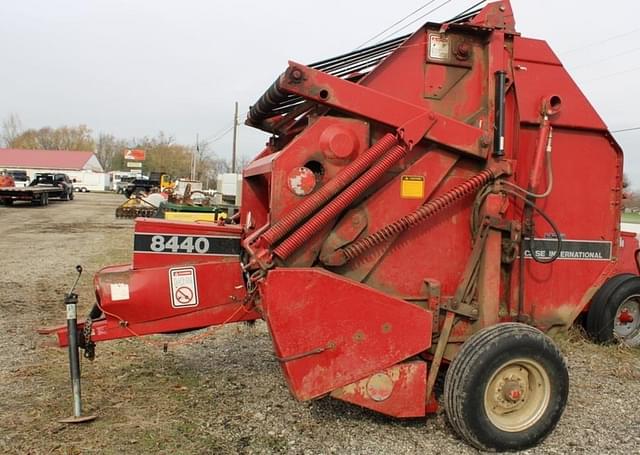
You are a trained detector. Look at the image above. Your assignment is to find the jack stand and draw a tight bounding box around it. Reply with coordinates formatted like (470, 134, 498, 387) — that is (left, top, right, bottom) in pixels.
(59, 265, 97, 424)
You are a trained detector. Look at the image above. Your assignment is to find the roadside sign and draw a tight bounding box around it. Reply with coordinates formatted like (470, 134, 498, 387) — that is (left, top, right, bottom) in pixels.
(126, 161, 142, 168)
(124, 149, 146, 161)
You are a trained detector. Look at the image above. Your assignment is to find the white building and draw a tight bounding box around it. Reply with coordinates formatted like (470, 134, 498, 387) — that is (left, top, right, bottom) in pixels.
(0, 148, 110, 191)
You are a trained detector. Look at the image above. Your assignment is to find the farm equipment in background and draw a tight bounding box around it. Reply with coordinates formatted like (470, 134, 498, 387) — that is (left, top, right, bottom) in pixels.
(44, 1, 640, 450)
(123, 172, 173, 198)
(114, 195, 162, 218)
(0, 171, 15, 188)
(115, 178, 239, 220)
(115, 172, 174, 218)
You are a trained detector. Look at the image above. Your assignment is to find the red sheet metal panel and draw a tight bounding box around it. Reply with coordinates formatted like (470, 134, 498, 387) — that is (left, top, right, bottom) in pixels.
(330, 361, 428, 418)
(261, 268, 432, 400)
(512, 37, 607, 129)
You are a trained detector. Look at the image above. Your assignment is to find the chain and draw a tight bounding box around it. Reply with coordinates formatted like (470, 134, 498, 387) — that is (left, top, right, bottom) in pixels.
(82, 316, 96, 361)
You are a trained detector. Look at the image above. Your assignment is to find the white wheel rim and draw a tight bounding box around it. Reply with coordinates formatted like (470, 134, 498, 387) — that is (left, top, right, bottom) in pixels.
(484, 358, 551, 432)
(614, 294, 640, 345)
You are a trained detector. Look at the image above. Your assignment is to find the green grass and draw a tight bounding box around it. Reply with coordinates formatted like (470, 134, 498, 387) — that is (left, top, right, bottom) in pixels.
(622, 212, 640, 224)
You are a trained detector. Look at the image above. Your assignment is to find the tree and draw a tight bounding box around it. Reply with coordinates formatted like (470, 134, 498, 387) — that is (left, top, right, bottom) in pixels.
(95, 133, 128, 172)
(8, 124, 95, 151)
(1, 113, 23, 147)
(133, 132, 193, 178)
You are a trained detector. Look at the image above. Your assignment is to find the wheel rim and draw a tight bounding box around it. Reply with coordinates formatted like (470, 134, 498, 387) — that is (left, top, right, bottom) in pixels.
(484, 358, 551, 432)
(614, 294, 640, 345)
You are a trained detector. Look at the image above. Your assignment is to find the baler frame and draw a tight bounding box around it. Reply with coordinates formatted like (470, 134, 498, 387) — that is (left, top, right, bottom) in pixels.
(43, 1, 640, 451)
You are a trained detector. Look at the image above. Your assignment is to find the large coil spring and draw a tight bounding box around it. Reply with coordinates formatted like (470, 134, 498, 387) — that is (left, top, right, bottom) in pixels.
(340, 168, 495, 262)
(273, 143, 407, 260)
(261, 133, 398, 246)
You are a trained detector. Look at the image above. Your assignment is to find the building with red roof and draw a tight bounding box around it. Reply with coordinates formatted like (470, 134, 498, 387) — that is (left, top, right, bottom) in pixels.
(0, 149, 103, 172)
(0, 148, 108, 191)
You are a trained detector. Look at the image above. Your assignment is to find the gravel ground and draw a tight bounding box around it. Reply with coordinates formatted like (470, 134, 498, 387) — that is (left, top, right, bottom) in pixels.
(0, 192, 639, 454)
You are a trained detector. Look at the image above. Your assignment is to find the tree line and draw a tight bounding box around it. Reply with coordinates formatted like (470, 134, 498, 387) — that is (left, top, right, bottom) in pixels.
(1, 113, 234, 187)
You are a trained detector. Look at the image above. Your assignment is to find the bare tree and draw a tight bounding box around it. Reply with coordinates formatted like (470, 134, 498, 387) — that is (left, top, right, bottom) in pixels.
(1, 113, 23, 147)
(95, 133, 128, 171)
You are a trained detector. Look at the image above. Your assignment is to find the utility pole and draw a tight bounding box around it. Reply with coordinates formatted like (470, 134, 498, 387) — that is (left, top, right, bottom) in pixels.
(192, 133, 199, 181)
(231, 101, 238, 174)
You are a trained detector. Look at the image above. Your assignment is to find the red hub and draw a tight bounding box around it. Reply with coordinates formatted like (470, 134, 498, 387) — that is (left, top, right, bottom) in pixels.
(619, 309, 634, 324)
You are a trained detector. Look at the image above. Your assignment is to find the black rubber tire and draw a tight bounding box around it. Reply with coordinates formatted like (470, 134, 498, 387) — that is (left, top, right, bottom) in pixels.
(585, 273, 635, 341)
(444, 323, 569, 452)
(69, 190, 74, 200)
(2, 198, 13, 206)
(586, 275, 640, 345)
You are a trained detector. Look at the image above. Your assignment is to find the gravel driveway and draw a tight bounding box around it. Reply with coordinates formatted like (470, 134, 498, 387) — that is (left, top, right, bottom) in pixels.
(0, 192, 638, 454)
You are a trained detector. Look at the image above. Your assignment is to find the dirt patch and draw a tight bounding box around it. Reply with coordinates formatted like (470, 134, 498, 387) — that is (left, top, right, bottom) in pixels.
(0, 192, 639, 454)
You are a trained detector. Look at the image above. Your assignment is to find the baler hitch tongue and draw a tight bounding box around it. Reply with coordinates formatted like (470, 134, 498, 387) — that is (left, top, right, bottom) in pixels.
(58, 265, 97, 424)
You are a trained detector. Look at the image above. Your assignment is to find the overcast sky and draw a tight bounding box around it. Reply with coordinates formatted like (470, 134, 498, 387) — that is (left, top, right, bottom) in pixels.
(2, 0, 640, 185)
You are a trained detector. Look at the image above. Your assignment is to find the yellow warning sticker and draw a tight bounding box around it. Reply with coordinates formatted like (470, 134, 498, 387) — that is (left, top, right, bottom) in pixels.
(401, 175, 425, 199)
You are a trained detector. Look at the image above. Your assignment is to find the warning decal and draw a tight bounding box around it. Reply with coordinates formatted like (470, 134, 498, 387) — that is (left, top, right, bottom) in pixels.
(523, 238, 612, 261)
(169, 266, 199, 308)
(428, 33, 450, 61)
(401, 175, 425, 199)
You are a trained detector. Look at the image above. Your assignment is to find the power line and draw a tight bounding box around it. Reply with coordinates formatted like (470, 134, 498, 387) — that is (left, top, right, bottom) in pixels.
(580, 64, 640, 83)
(356, 1, 438, 50)
(375, 0, 456, 44)
(568, 46, 640, 71)
(560, 26, 640, 55)
(448, 0, 486, 22)
(611, 126, 640, 134)
(201, 124, 234, 144)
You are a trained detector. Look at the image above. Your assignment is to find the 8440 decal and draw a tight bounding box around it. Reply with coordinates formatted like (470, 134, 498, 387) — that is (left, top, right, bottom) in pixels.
(134, 233, 241, 256)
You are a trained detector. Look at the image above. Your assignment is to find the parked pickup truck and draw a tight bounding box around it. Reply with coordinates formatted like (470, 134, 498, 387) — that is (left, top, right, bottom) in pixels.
(0, 172, 74, 206)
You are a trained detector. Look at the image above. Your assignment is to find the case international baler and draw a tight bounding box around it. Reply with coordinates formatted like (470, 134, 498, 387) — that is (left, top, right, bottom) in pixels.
(45, 1, 640, 450)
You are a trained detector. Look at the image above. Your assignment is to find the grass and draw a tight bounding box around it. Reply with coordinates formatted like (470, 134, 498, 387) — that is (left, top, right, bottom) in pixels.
(621, 212, 640, 224)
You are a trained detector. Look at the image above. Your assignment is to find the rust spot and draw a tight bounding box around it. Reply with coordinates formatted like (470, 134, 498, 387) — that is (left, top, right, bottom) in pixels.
(381, 323, 392, 334)
(353, 330, 366, 343)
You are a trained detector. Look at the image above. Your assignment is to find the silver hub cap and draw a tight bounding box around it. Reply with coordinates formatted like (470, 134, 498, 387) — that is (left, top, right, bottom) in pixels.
(614, 295, 640, 346)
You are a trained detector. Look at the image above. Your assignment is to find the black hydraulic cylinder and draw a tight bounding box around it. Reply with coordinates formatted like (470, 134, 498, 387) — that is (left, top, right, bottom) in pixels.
(493, 71, 507, 158)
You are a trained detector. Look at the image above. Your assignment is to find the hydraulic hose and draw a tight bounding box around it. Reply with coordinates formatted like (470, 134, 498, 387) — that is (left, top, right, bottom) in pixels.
(247, 78, 289, 125)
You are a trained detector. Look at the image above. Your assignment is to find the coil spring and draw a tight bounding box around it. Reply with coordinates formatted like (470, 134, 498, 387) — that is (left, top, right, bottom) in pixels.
(273, 143, 407, 260)
(341, 168, 495, 262)
(261, 133, 398, 246)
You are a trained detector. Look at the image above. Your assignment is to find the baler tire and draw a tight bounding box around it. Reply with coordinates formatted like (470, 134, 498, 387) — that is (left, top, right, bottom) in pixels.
(444, 323, 568, 452)
(586, 275, 640, 346)
(585, 273, 634, 340)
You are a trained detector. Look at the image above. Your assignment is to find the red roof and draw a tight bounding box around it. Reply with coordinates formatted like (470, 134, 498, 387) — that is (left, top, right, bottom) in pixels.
(0, 148, 96, 170)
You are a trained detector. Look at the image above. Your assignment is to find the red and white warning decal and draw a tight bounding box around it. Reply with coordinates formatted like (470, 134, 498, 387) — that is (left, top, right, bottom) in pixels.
(169, 266, 199, 308)
(428, 33, 450, 61)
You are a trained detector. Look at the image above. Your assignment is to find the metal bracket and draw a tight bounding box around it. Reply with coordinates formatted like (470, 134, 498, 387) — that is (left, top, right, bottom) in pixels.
(425, 311, 455, 402)
(441, 297, 479, 320)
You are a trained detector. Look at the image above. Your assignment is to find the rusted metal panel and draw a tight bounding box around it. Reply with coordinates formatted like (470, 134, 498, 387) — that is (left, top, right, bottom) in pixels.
(330, 361, 428, 418)
(261, 268, 432, 401)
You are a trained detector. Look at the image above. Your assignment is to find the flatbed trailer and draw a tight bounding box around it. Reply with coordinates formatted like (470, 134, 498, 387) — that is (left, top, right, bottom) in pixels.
(0, 185, 72, 206)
